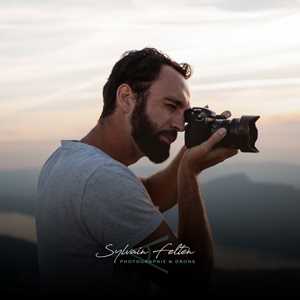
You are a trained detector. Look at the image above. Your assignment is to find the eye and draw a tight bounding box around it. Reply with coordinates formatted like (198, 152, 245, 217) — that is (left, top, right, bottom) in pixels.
(166, 103, 177, 111)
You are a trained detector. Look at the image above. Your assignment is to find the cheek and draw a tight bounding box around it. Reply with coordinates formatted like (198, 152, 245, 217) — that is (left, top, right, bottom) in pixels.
(149, 103, 173, 123)
(150, 110, 172, 131)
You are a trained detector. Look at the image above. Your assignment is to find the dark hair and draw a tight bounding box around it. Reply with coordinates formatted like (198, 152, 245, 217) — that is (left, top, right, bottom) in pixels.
(100, 47, 192, 119)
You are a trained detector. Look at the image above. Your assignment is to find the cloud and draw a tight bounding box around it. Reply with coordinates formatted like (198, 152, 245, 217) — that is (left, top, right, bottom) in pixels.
(185, 0, 300, 12)
(192, 78, 300, 91)
(189, 84, 300, 117)
(132, 0, 300, 12)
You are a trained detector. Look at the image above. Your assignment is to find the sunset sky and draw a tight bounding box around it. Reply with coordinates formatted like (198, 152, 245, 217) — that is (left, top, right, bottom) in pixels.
(1, 0, 300, 170)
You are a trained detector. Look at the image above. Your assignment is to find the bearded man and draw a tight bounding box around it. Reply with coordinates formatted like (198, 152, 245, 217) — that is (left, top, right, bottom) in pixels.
(36, 48, 238, 296)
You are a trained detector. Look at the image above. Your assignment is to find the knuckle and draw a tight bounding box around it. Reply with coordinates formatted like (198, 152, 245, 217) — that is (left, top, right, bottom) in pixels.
(198, 142, 209, 153)
(201, 144, 209, 153)
(228, 149, 238, 156)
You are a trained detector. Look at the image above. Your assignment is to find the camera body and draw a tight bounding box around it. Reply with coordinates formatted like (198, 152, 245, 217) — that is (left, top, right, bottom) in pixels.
(184, 107, 260, 153)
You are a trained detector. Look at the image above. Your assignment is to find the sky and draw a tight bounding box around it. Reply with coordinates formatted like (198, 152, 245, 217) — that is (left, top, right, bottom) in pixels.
(1, 0, 300, 170)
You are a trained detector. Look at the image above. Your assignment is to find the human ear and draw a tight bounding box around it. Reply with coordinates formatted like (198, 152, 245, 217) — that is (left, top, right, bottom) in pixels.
(116, 84, 136, 114)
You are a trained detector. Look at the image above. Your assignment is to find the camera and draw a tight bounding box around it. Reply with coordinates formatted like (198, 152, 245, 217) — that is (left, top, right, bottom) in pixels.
(184, 106, 260, 153)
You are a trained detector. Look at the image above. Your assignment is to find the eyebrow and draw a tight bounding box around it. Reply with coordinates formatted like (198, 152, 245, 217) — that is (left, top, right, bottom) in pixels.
(164, 97, 184, 107)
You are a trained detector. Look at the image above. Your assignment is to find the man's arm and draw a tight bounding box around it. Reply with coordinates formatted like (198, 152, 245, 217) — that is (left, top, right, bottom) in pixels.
(175, 130, 238, 277)
(140, 146, 186, 212)
(132, 129, 238, 293)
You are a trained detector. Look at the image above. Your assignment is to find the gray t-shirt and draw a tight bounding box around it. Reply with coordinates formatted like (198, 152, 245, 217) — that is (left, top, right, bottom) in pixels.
(36, 140, 164, 295)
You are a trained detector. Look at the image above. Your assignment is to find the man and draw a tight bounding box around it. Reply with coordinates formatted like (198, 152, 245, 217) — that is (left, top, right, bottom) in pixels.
(36, 48, 238, 296)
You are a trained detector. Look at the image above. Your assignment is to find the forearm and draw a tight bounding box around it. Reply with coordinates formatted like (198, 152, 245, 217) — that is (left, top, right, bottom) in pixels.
(177, 164, 214, 275)
(141, 146, 186, 212)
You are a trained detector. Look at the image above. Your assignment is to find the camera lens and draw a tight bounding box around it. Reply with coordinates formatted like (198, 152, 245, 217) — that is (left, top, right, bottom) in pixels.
(217, 116, 260, 152)
(239, 116, 259, 152)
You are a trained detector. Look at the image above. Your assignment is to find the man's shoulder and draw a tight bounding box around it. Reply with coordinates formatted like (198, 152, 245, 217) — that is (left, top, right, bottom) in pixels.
(38, 140, 139, 191)
(87, 161, 140, 188)
(82, 161, 149, 210)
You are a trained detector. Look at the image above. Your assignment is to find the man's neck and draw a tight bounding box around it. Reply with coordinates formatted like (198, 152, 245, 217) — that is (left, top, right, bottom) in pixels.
(80, 118, 142, 166)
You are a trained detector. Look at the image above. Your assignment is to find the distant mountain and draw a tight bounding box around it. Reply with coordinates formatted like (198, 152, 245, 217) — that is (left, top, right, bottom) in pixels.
(131, 160, 300, 189)
(1, 161, 299, 215)
(203, 173, 300, 259)
(201, 161, 300, 189)
(0, 169, 38, 216)
(164, 173, 300, 265)
(0, 169, 39, 196)
(0, 194, 36, 216)
(0, 169, 38, 215)
(1, 165, 300, 267)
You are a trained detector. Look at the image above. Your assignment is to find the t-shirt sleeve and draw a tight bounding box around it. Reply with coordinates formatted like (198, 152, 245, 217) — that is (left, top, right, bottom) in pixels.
(81, 165, 164, 249)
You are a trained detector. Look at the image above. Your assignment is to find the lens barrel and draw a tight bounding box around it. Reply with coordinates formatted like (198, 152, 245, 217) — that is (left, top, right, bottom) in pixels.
(215, 116, 260, 152)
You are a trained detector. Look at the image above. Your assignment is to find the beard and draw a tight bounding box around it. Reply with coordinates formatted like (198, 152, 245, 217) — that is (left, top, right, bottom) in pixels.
(131, 94, 176, 163)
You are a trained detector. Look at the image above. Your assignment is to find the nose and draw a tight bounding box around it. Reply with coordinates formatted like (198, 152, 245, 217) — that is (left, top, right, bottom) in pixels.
(171, 112, 185, 132)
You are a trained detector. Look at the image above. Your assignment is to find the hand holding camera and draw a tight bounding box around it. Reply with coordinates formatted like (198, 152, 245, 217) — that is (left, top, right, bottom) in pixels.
(181, 128, 238, 175)
(180, 106, 260, 175)
(184, 106, 260, 152)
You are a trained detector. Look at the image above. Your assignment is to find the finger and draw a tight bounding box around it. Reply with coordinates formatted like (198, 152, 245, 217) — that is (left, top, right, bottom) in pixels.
(203, 128, 227, 151)
(219, 149, 238, 164)
(227, 148, 239, 156)
(204, 147, 238, 163)
(219, 147, 238, 156)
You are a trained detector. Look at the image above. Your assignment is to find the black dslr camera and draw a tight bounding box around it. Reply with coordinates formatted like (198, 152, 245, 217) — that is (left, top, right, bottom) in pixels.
(184, 106, 260, 153)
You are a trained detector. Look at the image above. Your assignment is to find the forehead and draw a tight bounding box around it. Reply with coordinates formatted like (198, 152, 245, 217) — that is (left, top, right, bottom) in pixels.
(147, 65, 190, 108)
